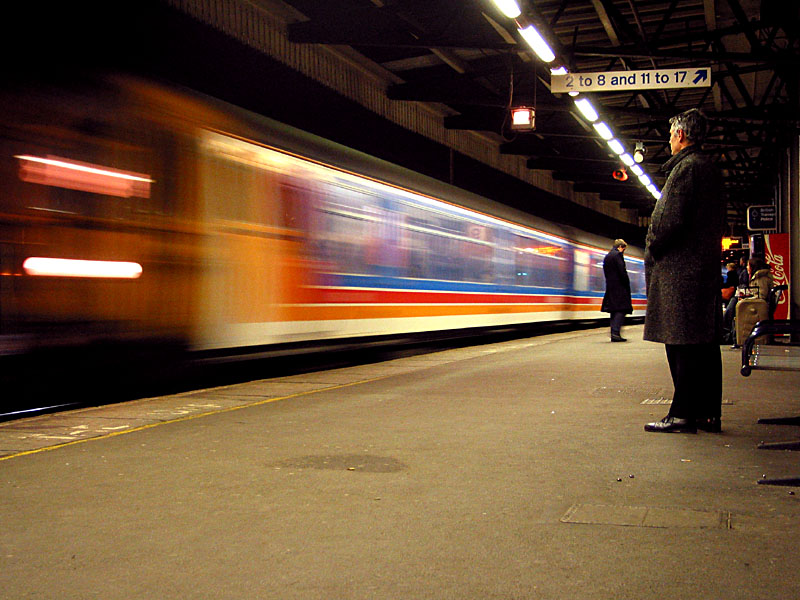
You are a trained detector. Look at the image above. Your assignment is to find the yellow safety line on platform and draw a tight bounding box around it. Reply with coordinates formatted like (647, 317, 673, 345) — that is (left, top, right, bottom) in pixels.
(0, 327, 607, 463)
(0, 376, 387, 462)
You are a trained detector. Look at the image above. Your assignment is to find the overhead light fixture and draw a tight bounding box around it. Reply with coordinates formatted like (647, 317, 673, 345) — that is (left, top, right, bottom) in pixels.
(638, 173, 652, 186)
(518, 25, 556, 63)
(607, 138, 625, 155)
(492, 0, 521, 18)
(573, 98, 598, 122)
(592, 121, 614, 140)
(633, 142, 647, 163)
(620, 153, 635, 167)
(630, 164, 644, 177)
(510, 106, 535, 131)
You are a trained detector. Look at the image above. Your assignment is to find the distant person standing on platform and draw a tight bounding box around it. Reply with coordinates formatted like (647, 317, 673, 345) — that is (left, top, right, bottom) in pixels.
(643, 108, 724, 434)
(601, 239, 632, 342)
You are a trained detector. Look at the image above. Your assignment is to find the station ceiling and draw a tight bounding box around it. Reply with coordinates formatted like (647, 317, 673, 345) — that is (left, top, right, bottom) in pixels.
(280, 0, 800, 227)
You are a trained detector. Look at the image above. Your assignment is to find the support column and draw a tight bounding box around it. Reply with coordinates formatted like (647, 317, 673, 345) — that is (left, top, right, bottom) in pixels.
(790, 134, 800, 319)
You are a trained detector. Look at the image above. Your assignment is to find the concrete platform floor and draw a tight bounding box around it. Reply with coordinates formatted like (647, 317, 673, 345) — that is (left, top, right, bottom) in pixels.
(2, 324, 800, 599)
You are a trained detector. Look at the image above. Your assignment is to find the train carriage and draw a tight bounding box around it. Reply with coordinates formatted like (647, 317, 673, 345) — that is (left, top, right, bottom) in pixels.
(0, 74, 646, 362)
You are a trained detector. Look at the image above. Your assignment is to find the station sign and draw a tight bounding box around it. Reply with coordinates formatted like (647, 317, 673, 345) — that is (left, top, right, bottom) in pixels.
(551, 67, 711, 93)
(747, 204, 777, 231)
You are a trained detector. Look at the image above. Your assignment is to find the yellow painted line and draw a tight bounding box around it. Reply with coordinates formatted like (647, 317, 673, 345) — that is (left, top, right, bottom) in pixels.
(0, 376, 387, 462)
(0, 325, 612, 462)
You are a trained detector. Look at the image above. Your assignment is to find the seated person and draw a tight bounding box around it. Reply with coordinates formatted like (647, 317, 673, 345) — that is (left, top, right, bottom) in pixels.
(721, 261, 737, 302)
(727, 256, 773, 347)
(746, 256, 773, 300)
(723, 262, 738, 287)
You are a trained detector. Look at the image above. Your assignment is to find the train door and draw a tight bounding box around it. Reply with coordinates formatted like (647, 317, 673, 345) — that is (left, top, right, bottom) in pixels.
(194, 131, 304, 350)
(573, 248, 591, 292)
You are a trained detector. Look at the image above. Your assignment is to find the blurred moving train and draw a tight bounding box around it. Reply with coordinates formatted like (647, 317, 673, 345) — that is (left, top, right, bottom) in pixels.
(0, 74, 646, 371)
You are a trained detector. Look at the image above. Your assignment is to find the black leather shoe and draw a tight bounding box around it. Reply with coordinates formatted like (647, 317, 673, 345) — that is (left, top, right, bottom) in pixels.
(644, 416, 697, 433)
(697, 417, 722, 433)
(611, 335, 627, 342)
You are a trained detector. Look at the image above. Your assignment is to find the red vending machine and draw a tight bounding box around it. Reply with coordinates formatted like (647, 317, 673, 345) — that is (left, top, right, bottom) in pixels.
(763, 233, 791, 319)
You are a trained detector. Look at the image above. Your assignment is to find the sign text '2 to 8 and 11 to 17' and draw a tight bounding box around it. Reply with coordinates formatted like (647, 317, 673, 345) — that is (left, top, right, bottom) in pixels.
(551, 67, 711, 93)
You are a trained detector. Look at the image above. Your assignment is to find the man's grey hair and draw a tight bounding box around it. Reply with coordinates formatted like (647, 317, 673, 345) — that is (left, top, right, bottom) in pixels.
(613, 238, 627, 249)
(669, 108, 708, 144)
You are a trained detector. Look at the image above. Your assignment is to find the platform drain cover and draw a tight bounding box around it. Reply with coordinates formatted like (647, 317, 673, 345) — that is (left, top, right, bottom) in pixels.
(560, 503, 729, 529)
(641, 398, 735, 405)
(593, 386, 663, 397)
(641, 397, 672, 404)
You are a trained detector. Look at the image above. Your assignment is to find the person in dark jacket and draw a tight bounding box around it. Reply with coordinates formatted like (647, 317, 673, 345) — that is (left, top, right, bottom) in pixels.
(722, 255, 750, 344)
(643, 108, 724, 434)
(736, 255, 749, 287)
(722, 262, 738, 288)
(601, 239, 632, 342)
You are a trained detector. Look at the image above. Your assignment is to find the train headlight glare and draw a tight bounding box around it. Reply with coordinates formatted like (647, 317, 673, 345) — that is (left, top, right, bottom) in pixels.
(23, 257, 143, 279)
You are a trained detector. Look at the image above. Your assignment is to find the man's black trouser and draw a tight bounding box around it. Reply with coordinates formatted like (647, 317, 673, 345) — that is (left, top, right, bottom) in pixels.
(610, 312, 626, 336)
(665, 342, 722, 420)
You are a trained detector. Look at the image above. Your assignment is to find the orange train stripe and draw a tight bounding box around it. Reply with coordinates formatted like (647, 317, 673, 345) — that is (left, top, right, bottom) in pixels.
(280, 303, 617, 320)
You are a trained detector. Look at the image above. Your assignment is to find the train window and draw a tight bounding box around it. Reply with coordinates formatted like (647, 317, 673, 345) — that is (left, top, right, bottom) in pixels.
(572, 247, 609, 293)
(573, 249, 591, 291)
(314, 190, 374, 274)
(201, 155, 257, 222)
(5, 117, 173, 220)
(589, 252, 606, 292)
(628, 263, 646, 296)
(462, 222, 493, 282)
(515, 236, 568, 288)
(199, 131, 297, 227)
(492, 229, 517, 284)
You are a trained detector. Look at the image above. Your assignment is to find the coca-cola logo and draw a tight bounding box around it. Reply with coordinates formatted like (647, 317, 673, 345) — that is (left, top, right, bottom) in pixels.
(765, 237, 788, 305)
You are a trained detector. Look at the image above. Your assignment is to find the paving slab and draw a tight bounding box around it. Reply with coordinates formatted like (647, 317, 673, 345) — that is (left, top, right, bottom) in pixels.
(2, 325, 800, 599)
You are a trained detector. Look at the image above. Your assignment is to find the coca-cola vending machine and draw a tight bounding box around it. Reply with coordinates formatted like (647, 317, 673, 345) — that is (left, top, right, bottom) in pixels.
(762, 233, 791, 319)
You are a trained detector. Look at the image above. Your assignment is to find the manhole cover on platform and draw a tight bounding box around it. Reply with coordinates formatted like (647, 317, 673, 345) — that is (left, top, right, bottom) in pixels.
(561, 503, 729, 529)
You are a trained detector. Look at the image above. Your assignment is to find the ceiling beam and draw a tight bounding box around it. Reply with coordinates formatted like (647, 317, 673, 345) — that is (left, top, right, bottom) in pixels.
(526, 156, 625, 169)
(564, 45, 798, 65)
(387, 80, 503, 105)
(287, 18, 511, 49)
(573, 181, 644, 194)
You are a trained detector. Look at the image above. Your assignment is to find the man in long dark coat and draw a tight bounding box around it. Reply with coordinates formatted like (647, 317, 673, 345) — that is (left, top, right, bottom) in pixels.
(643, 108, 723, 434)
(601, 239, 632, 342)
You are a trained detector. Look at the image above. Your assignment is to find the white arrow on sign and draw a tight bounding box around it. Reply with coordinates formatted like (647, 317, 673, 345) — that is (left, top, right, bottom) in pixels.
(551, 68, 711, 93)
